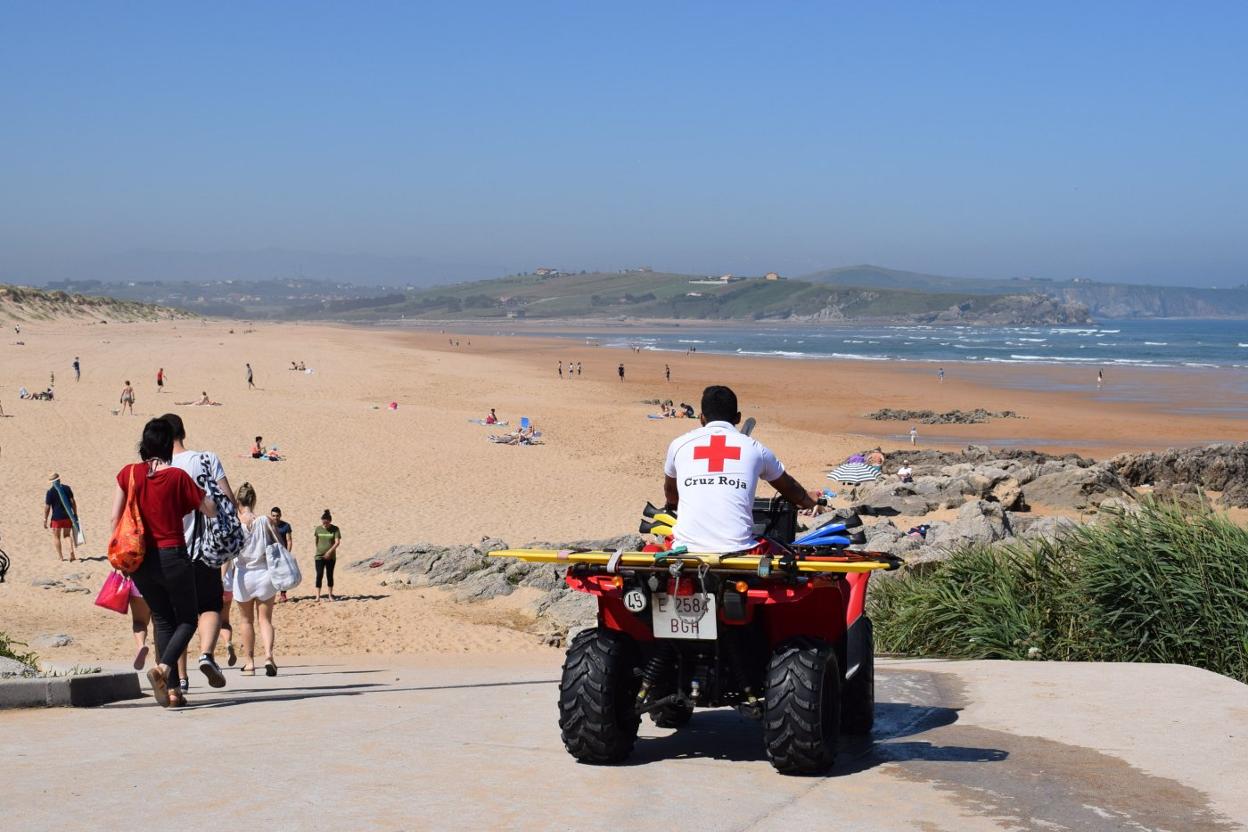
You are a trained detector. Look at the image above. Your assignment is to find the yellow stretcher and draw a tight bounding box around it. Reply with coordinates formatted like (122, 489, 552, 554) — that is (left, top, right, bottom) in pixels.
(487, 549, 899, 574)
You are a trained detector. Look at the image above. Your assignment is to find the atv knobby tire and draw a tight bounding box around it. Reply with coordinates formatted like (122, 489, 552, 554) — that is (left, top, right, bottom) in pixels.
(650, 702, 694, 729)
(763, 637, 841, 775)
(559, 628, 641, 764)
(840, 617, 875, 734)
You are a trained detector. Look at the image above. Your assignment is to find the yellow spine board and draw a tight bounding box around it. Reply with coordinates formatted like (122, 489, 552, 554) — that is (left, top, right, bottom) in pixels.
(488, 549, 892, 574)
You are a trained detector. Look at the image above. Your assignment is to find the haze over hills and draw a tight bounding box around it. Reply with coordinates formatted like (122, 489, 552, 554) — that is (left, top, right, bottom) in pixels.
(0, 248, 506, 288)
(801, 264, 1248, 318)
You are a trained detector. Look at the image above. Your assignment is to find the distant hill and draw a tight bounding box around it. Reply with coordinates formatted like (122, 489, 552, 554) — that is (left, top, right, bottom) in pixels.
(802, 264, 1248, 318)
(316, 270, 1091, 326)
(0, 284, 189, 322)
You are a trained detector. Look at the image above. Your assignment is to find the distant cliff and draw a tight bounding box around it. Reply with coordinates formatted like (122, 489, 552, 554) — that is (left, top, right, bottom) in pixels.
(1058, 284, 1248, 318)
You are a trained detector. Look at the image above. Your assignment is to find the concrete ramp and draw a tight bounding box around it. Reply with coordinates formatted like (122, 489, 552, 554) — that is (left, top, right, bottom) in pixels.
(1, 656, 1243, 831)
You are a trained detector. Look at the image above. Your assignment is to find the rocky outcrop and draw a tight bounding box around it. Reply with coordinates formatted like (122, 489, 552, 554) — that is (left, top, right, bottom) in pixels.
(915, 293, 1093, 326)
(1112, 443, 1248, 508)
(351, 535, 645, 643)
(865, 408, 1021, 425)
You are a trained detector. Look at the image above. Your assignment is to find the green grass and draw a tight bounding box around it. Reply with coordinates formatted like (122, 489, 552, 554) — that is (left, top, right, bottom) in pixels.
(0, 632, 39, 668)
(869, 501, 1248, 683)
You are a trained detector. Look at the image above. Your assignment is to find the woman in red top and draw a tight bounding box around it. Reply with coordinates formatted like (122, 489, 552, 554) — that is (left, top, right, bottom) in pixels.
(110, 418, 215, 707)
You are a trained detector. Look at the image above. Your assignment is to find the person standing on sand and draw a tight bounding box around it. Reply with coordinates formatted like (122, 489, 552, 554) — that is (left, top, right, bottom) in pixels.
(1097, 368, 1104, 388)
(558, 361, 563, 379)
(577, 362, 582, 376)
(227, 483, 279, 676)
(110, 418, 216, 707)
(156, 367, 166, 393)
(165, 412, 236, 690)
(246, 363, 255, 390)
(73, 356, 80, 381)
(618, 363, 625, 382)
(909, 426, 918, 446)
(665, 364, 671, 382)
(938, 367, 944, 383)
(120, 380, 136, 415)
(314, 510, 341, 601)
(44, 474, 79, 561)
(270, 507, 292, 603)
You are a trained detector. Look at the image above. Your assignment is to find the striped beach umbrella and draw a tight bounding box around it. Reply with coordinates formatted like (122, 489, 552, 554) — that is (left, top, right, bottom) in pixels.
(828, 461, 881, 484)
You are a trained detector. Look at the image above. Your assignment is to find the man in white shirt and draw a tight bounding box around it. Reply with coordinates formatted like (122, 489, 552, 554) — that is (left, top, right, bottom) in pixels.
(663, 386, 821, 554)
(163, 412, 237, 690)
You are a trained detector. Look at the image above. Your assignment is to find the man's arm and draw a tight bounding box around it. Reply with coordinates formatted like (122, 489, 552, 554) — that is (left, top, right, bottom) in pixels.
(663, 475, 680, 510)
(767, 472, 821, 511)
(216, 475, 238, 505)
(43, 502, 51, 527)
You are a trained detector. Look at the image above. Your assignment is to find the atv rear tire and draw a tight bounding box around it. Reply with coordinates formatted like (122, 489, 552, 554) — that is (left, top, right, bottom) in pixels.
(559, 628, 641, 764)
(840, 618, 875, 734)
(650, 702, 693, 729)
(763, 637, 841, 775)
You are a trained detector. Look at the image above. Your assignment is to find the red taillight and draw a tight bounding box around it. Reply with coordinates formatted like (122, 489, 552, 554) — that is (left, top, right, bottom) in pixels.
(667, 578, 697, 596)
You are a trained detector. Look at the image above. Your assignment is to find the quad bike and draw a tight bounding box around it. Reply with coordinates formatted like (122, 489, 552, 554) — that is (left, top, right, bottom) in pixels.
(490, 498, 902, 775)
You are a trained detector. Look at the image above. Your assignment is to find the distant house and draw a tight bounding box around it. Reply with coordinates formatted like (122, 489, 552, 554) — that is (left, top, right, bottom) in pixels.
(765, 272, 783, 281)
(534, 267, 559, 276)
(686, 292, 703, 297)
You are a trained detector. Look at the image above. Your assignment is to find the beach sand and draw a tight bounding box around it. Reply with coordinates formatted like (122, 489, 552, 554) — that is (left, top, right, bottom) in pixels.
(1, 318, 1245, 665)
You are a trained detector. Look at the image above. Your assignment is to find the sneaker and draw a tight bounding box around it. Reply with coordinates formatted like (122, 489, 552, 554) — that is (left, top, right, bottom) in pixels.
(179, 677, 190, 694)
(198, 654, 226, 688)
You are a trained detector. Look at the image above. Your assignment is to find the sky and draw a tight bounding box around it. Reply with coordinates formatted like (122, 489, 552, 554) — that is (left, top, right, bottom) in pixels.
(1, 1, 1245, 286)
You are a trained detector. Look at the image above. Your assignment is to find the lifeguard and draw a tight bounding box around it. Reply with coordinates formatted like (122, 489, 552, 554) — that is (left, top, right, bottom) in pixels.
(663, 385, 820, 553)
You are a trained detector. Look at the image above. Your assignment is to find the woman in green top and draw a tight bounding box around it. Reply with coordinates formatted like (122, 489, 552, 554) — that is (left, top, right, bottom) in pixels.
(313, 510, 341, 601)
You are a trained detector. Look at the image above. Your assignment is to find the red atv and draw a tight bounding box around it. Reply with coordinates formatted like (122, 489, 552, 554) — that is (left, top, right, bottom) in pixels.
(494, 498, 901, 775)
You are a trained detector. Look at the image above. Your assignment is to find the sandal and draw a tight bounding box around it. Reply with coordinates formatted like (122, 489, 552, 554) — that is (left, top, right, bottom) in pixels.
(226, 643, 238, 667)
(146, 666, 171, 708)
(133, 645, 149, 671)
(169, 688, 186, 707)
(264, 659, 278, 677)
(239, 665, 256, 676)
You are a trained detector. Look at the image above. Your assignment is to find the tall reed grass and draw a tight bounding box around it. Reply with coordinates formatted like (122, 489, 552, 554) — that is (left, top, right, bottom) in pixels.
(869, 501, 1248, 683)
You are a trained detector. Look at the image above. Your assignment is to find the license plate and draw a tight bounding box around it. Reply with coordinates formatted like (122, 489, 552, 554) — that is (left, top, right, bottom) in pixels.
(652, 593, 717, 640)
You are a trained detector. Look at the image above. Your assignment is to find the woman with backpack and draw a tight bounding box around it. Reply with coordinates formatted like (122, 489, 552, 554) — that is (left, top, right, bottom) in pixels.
(226, 482, 279, 677)
(109, 418, 216, 707)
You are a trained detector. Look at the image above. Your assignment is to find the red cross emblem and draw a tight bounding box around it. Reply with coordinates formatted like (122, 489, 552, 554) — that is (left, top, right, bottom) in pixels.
(693, 434, 741, 473)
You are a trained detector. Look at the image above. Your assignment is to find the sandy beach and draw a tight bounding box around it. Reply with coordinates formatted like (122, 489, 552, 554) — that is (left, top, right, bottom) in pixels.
(2, 318, 1245, 665)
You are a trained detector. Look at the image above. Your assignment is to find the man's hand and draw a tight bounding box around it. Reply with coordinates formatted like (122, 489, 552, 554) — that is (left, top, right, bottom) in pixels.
(808, 490, 827, 507)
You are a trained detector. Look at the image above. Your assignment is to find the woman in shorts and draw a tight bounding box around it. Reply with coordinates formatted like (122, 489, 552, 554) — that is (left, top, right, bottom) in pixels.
(226, 482, 279, 676)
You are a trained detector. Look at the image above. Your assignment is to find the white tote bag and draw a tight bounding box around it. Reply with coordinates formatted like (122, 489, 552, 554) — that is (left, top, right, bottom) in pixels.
(264, 520, 303, 592)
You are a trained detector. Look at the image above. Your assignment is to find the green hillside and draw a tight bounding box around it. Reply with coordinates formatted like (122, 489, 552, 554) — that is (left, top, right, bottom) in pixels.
(322, 270, 1088, 324)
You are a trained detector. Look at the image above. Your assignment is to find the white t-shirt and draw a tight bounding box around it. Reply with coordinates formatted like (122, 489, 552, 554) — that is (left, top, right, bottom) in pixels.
(172, 449, 227, 548)
(663, 420, 785, 553)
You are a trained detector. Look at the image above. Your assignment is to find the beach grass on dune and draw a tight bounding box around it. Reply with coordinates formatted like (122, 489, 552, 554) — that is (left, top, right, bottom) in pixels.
(0, 632, 40, 668)
(869, 500, 1248, 683)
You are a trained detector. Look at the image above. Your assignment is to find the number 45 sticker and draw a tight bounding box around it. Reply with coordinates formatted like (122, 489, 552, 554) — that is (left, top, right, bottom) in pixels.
(623, 588, 648, 612)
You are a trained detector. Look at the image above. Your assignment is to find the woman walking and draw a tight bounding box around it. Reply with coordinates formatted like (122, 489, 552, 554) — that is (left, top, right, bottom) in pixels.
(314, 509, 341, 601)
(120, 380, 135, 416)
(227, 483, 279, 676)
(109, 418, 215, 707)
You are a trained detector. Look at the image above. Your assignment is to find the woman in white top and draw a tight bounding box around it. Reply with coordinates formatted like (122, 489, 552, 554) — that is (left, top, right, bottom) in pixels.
(226, 482, 279, 676)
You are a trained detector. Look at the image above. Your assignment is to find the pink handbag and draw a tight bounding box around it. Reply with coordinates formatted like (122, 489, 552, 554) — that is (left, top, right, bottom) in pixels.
(94, 571, 132, 615)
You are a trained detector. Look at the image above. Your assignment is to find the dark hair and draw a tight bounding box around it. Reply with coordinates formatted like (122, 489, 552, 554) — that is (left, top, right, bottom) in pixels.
(255, 435, 262, 442)
(321, 509, 332, 521)
(161, 412, 186, 441)
(139, 417, 175, 462)
(124, 380, 130, 385)
(700, 385, 739, 423)
(270, 506, 282, 515)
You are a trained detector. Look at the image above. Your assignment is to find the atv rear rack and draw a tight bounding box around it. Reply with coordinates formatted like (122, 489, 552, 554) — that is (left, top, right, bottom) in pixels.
(487, 548, 903, 575)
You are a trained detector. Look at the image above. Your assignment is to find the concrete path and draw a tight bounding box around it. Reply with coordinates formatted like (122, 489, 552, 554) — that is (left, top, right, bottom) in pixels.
(2, 655, 1245, 831)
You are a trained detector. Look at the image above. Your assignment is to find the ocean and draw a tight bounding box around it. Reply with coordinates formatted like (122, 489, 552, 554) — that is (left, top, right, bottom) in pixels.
(531, 319, 1248, 370)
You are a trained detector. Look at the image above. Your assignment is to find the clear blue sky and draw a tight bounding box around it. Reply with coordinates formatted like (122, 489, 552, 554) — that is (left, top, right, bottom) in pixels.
(1, 1, 1245, 285)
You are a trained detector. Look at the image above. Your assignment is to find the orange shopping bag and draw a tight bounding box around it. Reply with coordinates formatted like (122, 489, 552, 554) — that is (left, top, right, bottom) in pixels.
(107, 465, 146, 573)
